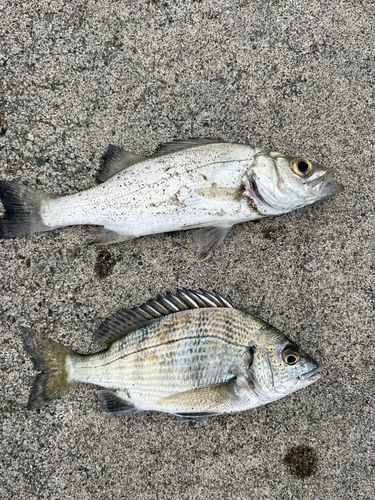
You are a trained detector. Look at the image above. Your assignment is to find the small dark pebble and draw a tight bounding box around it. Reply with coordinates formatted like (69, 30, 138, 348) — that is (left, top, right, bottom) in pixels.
(261, 227, 277, 240)
(283, 446, 318, 478)
(94, 249, 116, 279)
(25, 258, 31, 267)
(36, 157, 45, 167)
(0, 112, 7, 136)
(95, 151, 108, 184)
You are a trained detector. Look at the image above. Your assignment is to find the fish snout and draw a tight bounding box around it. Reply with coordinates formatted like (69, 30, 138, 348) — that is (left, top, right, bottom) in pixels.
(298, 366, 321, 383)
(306, 168, 344, 199)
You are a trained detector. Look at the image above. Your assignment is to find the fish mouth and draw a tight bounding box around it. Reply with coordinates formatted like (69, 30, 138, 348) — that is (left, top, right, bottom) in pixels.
(306, 170, 344, 199)
(299, 366, 321, 382)
(319, 182, 344, 198)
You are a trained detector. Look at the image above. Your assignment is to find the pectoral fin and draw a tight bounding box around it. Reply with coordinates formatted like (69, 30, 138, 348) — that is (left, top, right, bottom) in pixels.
(194, 186, 240, 201)
(194, 225, 232, 261)
(157, 381, 235, 411)
(174, 412, 223, 421)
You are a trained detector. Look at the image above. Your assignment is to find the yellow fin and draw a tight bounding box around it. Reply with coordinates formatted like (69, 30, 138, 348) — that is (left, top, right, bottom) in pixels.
(157, 381, 235, 411)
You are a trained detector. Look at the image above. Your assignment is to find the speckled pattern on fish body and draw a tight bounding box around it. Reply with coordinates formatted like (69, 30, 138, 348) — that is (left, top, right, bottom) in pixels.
(0, 139, 343, 259)
(22, 290, 321, 419)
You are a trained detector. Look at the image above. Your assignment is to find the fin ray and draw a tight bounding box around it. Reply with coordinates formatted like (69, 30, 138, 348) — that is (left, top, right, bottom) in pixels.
(0, 181, 59, 239)
(150, 138, 223, 158)
(97, 145, 146, 183)
(174, 412, 223, 421)
(157, 381, 236, 410)
(194, 225, 232, 261)
(94, 289, 236, 346)
(90, 228, 133, 245)
(96, 390, 137, 415)
(21, 327, 76, 410)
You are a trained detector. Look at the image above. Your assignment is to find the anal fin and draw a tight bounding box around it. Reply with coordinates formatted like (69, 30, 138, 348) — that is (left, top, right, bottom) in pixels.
(97, 390, 137, 416)
(194, 186, 240, 201)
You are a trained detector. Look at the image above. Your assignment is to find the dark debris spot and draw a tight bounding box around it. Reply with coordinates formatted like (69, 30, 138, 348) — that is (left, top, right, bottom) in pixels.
(25, 258, 31, 267)
(36, 157, 45, 167)
(261, 227, 277, 240)
(283, 446, 318, 479)
(94, 250, 116, 279)
(0, 112, 7, 136)
(95, 151, 107, 184)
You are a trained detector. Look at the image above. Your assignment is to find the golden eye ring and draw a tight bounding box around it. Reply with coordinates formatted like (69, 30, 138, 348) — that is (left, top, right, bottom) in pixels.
(282, 347, 300, 365)
(290, 158, 312, 177)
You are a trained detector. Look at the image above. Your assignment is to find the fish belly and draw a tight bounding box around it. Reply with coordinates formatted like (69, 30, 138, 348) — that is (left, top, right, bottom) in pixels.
(39, 143, 258, 235)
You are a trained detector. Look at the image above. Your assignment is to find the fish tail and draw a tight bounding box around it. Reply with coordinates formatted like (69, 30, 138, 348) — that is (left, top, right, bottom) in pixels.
(21, 327, 76, 410)
(0, 180, 59, 239)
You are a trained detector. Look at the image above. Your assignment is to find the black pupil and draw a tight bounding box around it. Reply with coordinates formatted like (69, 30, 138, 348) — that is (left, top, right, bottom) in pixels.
(287, 355, 296, 364)
(297, 161, 309, 173)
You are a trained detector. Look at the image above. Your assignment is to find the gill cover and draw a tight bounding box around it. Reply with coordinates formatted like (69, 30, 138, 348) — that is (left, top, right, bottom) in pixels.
(244, 151, 343, 216)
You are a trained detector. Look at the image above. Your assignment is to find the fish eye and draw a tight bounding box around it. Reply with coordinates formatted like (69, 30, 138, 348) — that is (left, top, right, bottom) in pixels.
(282, 347, 300, 365)
(290, 158, 312, 177)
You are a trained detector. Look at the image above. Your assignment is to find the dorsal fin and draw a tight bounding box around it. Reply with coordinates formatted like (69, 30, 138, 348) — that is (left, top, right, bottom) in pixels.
(97, 145, 146, 183)
(149, 138, 223, 158)
(94, 289, 235, 346)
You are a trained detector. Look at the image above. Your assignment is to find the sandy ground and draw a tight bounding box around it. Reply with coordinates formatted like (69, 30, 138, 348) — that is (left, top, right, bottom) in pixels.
(0, 1, 374, 499)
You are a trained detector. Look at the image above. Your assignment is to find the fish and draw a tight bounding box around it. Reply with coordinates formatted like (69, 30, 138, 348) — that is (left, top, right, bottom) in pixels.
(22, 289, 321, 419)
(0, 139, 343, 260)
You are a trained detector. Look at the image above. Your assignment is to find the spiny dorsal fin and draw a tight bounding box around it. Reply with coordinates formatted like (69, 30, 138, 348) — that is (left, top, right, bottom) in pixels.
(97, 145, 146, 183)
(93, 289, 236, 346)
(149, 138, 223, 158)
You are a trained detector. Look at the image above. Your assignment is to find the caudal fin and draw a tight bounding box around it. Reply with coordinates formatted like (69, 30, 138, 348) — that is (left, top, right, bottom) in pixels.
(21, 327, 76, 410)
(0, 181, 58, 239)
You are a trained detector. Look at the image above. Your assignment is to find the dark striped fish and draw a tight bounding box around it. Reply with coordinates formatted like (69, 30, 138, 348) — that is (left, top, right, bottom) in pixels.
(23, 290, 320, 419)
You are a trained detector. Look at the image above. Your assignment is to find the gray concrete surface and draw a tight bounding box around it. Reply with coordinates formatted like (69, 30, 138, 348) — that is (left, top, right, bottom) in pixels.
(0, 1, 374, 499)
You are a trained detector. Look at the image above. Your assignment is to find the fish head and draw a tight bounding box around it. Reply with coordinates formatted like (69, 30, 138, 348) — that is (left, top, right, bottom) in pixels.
(248, 326, 320, 402)
(244, 150, 344, 216)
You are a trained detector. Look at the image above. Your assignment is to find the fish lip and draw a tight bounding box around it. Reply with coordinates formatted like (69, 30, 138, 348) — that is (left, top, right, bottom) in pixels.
(306, 169, 344, 198)
(299, 366, 321, 382)
(319, 181, 344, 198)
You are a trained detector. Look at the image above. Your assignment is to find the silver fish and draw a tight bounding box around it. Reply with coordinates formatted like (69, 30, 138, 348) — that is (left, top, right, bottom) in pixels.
(0, 139, 343, 260)
(22, 290, 320, 419)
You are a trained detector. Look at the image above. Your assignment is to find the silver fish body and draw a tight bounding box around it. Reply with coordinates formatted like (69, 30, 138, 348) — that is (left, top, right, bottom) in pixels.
(23, 290, 320, 418)
(0, 139, 343, 259)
